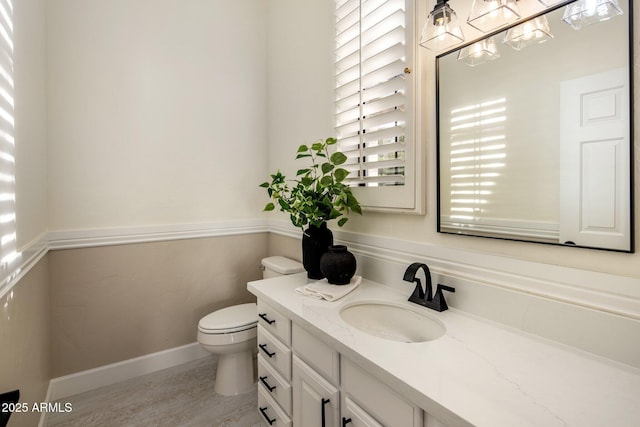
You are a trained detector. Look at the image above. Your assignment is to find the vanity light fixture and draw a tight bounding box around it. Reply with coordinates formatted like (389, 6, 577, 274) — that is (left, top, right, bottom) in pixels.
(537, 0, 566, 5)
(420, 0, 465, 51)
(457, 36, 500, 66)
(562, 0, 623, 30)
(467, 0, 521, 33)
(503, 16, 554, 50)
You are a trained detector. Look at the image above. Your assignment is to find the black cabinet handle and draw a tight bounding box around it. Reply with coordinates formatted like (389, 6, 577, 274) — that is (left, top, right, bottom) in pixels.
(259, 406, 276, 425)
(259, 375, 276, 392)
(321, 398, 331, 427)
(259, 343, 276, 358)
(342, 417, 353, 426)
(259, 313, 276, 324)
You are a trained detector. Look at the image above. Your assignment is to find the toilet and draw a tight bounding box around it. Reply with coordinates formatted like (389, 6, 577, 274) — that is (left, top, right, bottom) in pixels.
(197, 256, 304, 396)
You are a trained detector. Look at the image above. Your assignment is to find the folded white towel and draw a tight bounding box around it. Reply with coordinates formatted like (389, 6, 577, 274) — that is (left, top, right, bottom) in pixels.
(295, 275, 362, 302)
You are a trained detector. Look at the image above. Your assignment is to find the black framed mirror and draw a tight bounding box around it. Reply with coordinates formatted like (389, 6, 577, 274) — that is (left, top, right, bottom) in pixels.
(436, 0, 634, 252)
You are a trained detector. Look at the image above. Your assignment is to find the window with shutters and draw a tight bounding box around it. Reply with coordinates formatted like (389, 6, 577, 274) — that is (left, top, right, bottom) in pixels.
(334, 0, 421, 211)
(0, 0, 17, 272)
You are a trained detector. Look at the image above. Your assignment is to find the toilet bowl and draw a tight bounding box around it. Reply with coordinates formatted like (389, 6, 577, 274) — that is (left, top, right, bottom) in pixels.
(197, 303, 258, 396)
(197, 256, 304, 396)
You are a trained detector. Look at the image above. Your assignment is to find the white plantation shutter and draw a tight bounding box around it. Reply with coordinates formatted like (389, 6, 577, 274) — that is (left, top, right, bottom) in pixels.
(335, 0, 411, 188)
(0, 0, 16, 270)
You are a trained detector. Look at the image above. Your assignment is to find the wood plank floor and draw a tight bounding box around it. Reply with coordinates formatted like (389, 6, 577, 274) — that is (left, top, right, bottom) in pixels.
(45, 356, 261, 427)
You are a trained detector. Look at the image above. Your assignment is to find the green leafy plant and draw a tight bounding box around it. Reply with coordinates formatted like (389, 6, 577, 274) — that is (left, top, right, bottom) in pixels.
(260, 137, 362, 229)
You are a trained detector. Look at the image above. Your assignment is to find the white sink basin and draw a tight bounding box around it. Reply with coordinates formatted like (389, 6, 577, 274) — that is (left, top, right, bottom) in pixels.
(339, 301, 446, 343)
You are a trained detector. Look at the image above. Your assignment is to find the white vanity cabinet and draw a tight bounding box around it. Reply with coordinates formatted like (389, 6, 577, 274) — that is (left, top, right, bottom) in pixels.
(256, 298, 437, 427)
(250, 276, 640, 427)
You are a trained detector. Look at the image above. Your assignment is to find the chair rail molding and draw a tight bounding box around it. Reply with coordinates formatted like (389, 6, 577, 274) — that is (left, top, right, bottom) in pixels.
(3, 218, 639, 325)
(46, 219, 269, 250)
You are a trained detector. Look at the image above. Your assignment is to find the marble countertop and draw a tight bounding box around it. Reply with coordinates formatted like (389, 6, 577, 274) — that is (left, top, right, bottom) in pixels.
(248, 274, 640, 427)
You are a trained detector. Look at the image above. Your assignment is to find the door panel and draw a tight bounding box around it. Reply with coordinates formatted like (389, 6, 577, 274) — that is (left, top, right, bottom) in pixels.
(559, 67, 630, 250)
(292, 355, 339, 427)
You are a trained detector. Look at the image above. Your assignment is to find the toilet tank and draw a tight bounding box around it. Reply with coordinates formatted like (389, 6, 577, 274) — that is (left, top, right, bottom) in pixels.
(261, 256, 304, 279)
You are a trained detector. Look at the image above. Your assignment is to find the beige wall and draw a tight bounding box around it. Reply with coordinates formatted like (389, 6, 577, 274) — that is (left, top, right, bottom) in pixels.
(269, 233, 302, 264)
(1, 231, 274, 391)
(49, 233, 269, 377)
(39, 0, 275, 379)
(14, 0, 48, 249)
(266, 0, 335, 170)
(46, 0, 269, 231)
(0, 258, 49, 427)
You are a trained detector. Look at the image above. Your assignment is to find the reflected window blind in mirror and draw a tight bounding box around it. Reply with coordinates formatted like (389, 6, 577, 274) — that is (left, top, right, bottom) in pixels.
(446, 98, 507, 229)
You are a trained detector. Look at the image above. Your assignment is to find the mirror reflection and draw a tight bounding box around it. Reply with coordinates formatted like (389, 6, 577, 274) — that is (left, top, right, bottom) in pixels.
(436, 0, 633, 252)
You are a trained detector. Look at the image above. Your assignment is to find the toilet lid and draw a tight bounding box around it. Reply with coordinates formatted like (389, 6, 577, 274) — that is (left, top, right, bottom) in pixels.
(198, 303, 257, 333)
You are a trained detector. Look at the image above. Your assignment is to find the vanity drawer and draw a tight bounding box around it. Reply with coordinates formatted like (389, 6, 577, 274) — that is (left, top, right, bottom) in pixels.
(257, 299, 292, 346)
(258, 385, 292, 427)
(258, 326, 292, 380)
(258, 354, 292, 415)
(292, 323, 339, 384)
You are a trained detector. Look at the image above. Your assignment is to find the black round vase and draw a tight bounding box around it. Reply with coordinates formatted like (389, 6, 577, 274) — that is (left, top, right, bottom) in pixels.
(320, 245, 356, 285)
(302, 223, 334, 280)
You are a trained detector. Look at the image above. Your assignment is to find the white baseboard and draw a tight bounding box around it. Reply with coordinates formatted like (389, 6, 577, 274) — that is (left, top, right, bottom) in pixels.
(47, 342, 210, 402)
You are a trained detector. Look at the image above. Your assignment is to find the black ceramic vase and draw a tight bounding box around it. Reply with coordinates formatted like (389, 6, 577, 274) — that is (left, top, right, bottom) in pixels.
(320, 245, 356, 285)
(302, 223, 334, 279)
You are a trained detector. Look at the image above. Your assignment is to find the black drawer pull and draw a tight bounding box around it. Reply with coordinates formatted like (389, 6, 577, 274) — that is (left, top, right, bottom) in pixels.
(259, 375, 276, 392)
(343, 417, 353, 426)
(259, 343, 276, 358)
(321, 398, 331, 427)
(259, 313, 276, 324)
(259, 406, 276, 425)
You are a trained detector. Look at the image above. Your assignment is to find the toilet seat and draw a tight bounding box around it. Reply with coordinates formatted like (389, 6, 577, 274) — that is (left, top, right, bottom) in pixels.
(198, 302, 257, 334)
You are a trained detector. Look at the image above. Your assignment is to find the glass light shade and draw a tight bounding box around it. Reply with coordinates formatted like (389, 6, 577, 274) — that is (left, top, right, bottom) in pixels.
(420, 2, 465, 51)
(467, 0, 521, 33)
(457, 37, 500, 66)
(503, 16, 554, 50)
(562, 0, 623, 30)
(537, 0, 565, 5)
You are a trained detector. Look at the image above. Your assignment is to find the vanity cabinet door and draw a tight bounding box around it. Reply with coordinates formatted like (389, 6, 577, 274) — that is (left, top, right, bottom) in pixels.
(292, 355, 339, 427)
(342, 396, 383, 427)
(341, 357, 423, 427)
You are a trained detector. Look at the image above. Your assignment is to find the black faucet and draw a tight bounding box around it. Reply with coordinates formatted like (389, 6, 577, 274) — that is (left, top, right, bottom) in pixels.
(403, 262, 455, 312)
